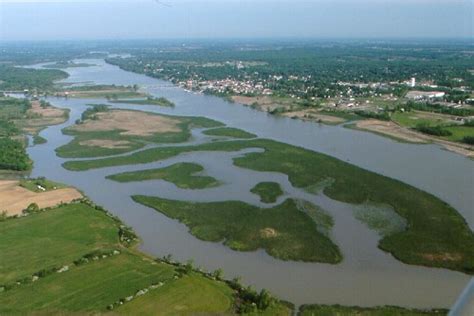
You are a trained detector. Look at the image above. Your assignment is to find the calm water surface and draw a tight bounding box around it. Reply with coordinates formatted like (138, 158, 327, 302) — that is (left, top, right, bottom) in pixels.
(23, 59, 473, 308)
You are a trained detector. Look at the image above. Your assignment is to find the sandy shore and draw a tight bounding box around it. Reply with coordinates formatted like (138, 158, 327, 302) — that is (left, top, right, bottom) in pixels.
(354, 119, 474, 158)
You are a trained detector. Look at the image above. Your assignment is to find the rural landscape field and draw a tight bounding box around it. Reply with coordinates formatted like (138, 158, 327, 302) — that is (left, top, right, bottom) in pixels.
(0, 0, 473, 315)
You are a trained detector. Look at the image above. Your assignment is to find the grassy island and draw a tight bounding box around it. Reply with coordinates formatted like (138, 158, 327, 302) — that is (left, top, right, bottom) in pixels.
(251, 182, 284, 203)
(133, 196, 342, 263)
(203, 127, 257, 139)
(110, 96, 175, 107)
(56, 108, 223, 158)
(64, 137, 474, 273)
(107, 162, 220, 189)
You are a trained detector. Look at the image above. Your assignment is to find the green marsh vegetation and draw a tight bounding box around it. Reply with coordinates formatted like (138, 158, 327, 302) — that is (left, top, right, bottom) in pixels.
(299, 304, 448, 316)
(132, 196, 343, 263)
(107, 162, 220, 189)
(61, 84, 146, 99)
(203, 127, 257, 139)
(251, 182, 283, 203)
(64, 138, 474, 273)
(110, 96, 175, 107)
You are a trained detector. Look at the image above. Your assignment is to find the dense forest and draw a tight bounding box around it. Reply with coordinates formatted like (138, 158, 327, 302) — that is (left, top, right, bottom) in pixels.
(0, 97, 32, 171)
(0, 65, 68, 91)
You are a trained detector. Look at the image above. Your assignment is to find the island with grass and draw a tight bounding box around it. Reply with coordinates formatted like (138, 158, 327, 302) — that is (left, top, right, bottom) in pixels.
(107, 162, 220, 189)
(251, 182, 284, 203)
(56, 106, 224, 158)
(62, 134, 474, 273)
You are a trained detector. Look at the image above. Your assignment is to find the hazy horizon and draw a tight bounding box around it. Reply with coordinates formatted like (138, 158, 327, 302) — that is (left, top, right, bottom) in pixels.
(0, 0, 472, 41)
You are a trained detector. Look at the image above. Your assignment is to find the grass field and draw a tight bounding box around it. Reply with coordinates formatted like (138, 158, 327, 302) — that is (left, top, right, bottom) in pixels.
(391, 111, 474, 144)
(116, 273, 234, 315)
(0, 203, 118, 285)
(0, 199, 291, 314)
(203, 127, 257, 139)
(64, 138, 474, 273)
(251, 182, 283, 203)
(107, 162, 220, 189)
(298, 304, 448, 316)
(133, 196, 342, 263)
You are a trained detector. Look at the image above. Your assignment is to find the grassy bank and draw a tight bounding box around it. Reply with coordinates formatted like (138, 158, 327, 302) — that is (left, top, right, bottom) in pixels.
(107, 162, 220, 189)
(0, 200, 292, 315)
(298, 304, 448, 316)
(133, 196, 342, 263)
(251, 182, 283, 203)
(203, 127, 257, 139)
(64, 138, 474, 273)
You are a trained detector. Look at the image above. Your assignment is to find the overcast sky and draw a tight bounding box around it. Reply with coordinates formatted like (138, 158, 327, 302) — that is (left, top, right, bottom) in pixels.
(0, 0, 472, 41)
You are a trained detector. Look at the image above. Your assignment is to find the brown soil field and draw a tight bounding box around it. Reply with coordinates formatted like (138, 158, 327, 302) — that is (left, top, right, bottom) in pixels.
(79, 139, 133, 149)
(0, 180, 83, 216)
(70, 110, 181, 137)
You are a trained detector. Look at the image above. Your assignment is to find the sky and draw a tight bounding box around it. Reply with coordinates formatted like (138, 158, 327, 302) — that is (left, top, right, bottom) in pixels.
(0, 0, 472, 41)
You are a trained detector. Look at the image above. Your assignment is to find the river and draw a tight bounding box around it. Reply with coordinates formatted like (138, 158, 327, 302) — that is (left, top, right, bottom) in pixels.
(23, 59, 473, 308)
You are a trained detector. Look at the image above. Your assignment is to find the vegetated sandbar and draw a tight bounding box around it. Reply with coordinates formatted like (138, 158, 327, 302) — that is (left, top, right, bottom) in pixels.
(110, 96, 175, 107)
(133, 196, 342, 263)
(203, 127, 257, 139)
(63, 138, 474, 273)
(251, 181, 284, 203)
(107, 162, 220, 190)
(56, 108, 224, 158)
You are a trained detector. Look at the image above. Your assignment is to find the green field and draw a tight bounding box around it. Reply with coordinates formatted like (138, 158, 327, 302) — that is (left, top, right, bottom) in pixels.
(0, 203, 118, 285)
(107, 162, 220, 189)
(111, 96, 175, 107)
(56, 110, 224, 158)
(0, 200, 291, 314)
(64, 138, 474, 273)
(133, 196, 342, 263)
(391, 111, 474, 144)
(251, 182, 283, 203)
(116, 273, 234, 315)
(298, 304, 447, 316)
(203, 127, 257, 139)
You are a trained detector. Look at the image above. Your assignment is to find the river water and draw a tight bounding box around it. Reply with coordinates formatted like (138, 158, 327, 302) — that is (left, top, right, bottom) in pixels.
(23, 59, 473, 308)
